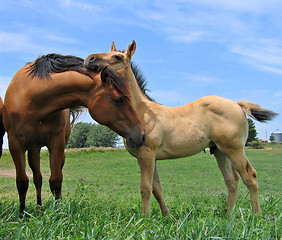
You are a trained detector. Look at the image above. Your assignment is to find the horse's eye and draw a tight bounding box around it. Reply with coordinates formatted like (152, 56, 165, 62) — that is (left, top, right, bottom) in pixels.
(114, 55, 122, 61)
(114, 97, 123, 105)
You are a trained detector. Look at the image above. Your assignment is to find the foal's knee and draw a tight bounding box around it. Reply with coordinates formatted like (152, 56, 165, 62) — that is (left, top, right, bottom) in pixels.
(140, 184, 152, 199)
(225, 179, 238, 193)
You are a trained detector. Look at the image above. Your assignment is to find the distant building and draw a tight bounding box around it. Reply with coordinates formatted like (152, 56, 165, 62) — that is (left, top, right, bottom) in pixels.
(271, 129, 282, 142)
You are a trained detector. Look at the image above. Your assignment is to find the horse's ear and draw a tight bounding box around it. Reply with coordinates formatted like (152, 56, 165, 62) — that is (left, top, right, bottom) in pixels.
(116, 67, 128, 75)
(101, 66, 110, 83)
(126, 40, 136, 58)
(110, 41, 117, 52)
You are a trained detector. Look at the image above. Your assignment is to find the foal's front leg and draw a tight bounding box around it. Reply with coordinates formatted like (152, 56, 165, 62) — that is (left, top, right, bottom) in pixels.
(137, 148, 156, 217)
(152, 165, 170, 216)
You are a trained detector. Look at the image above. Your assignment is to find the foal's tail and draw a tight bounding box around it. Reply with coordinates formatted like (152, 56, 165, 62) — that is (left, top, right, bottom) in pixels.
(237, 100, 278, 123)
(0, 97, 5, 158)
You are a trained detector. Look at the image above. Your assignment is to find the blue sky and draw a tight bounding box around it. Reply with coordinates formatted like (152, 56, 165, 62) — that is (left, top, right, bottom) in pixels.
(0, 0, 281, 148)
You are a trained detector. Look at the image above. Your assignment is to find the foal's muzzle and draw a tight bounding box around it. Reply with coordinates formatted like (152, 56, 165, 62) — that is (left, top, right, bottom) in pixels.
(84, 56, 101, 72)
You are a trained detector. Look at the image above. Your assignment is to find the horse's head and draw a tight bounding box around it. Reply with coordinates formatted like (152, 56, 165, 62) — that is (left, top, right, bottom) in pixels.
(88, 66, 145, 147)
(84, 41, 136, 71)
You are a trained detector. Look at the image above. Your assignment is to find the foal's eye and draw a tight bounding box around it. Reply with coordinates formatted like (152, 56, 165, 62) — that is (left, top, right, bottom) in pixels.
(114, 55, 122, 61)
(114, 97, 124, 105)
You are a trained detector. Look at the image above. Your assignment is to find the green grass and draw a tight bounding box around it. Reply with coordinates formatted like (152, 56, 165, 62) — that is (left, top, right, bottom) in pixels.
(0, 144, 281, 239)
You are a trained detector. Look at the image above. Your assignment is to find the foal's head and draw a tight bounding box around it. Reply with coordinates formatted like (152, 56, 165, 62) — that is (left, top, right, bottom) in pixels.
(84, 41, 136, 71)
(90, 67, 145, 147)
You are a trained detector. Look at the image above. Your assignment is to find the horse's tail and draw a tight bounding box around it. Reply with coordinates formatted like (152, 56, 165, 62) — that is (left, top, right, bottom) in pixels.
(0, 97, 6, 158)
(237, 100, 278, 123)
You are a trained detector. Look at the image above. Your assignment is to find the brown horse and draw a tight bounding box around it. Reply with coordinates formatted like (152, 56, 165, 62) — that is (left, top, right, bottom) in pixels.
(84, 41, 278, 217)
(0, 97, 5, 158)
(2, 54, 145, 212)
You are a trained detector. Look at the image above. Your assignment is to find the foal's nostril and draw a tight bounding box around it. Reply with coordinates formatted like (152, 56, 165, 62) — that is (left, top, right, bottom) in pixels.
(89, 56, 95, 62)
(142, 133, 146, 143)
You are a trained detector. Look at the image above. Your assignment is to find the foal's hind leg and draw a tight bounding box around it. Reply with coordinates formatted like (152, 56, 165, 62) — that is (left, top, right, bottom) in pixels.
(48, 140, 65, 200)
(225, 149, 261, 215)
(152, 165, 170, 216)
(28, 148, 42, 206)
(214, 149, 239, 213)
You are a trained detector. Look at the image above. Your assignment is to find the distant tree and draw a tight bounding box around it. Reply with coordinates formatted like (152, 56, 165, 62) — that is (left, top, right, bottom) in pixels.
(85, 124, 119, 147)
(269, 135, 275, 143)
(66, 122, 92, 148)
(247, 118, 258, 143)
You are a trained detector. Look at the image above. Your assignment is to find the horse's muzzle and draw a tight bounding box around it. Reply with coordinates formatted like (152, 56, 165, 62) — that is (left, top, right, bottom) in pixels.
(126, 132, 146, 147)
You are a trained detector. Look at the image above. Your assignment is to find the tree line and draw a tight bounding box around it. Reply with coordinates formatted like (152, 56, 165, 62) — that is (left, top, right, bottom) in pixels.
(66, 122, 119, 148)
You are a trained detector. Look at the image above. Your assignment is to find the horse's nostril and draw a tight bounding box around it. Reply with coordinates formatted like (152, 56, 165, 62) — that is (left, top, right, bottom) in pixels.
(89, 56, 95, 62)
(142, 133, 146, 143)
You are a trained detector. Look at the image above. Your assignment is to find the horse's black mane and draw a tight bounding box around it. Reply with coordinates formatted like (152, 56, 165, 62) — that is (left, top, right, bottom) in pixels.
(28, 54, 93, 80)
(130, 62, 154, 102)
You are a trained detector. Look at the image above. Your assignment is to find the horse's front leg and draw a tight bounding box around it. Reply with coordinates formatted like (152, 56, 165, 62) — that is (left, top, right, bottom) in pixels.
(152, 165, 170, 216)
(137, 148, 156, 217)
(48, 138, 66, 199)
(28, 148, 42, 206)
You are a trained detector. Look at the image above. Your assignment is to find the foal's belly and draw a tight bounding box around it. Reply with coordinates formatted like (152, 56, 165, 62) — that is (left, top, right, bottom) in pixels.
(156, 124, 211, 160)
(156, 139, 210, 160)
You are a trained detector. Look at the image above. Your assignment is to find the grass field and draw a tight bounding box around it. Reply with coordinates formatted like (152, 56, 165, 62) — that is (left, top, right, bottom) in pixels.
(0, 143, 281, 239)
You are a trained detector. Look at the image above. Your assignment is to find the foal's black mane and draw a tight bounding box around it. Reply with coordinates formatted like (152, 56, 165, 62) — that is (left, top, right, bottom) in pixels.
(130, 62, 154, 102)
(28, 54, 93, 80)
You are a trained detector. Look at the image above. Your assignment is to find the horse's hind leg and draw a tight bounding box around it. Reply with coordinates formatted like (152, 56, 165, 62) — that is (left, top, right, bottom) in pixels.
(48, 140, 65, 199)
(226, 149, 261, 215)
(28, 148, 42, 206)
(9, 139, 28, 212)
(214, 149, 239, 213)
(152, 165, 170, 216)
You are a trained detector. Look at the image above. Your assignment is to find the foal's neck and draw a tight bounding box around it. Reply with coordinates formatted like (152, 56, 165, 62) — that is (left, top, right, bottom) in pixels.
(125, 66, 150, 108)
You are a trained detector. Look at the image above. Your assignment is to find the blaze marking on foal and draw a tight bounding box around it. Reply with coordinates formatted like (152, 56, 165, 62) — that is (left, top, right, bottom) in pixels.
(1, 54, 145, 212)
(85, 41, 278, 217)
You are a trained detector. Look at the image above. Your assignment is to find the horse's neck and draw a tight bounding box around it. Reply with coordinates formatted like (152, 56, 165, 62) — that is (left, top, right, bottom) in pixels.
(30, 72, 94, 116)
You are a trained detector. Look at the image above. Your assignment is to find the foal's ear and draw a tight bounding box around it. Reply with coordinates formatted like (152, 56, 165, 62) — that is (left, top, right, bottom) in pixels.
(110, 41, 117, 52)
(101, 66, 110, 83)
(126, 40, 136, 58)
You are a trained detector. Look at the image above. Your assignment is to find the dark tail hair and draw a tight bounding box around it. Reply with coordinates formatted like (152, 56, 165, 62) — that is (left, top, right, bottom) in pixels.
(237, 101, 278, 123)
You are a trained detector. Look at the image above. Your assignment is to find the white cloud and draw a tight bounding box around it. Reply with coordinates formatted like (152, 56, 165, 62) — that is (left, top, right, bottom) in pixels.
(150, 89, 190, 106)
(0, 31, 81, 55)
(188, 73, 219, 84)
(45, 34, 79, 44)
(0, 32, 36, 53)
(231, 39, 282, 74)
(59, 0, 100, 11)
(0, 76, 11, 98)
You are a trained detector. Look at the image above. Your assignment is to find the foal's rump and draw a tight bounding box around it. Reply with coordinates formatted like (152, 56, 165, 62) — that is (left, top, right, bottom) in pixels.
(201, 96, 277, 150)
